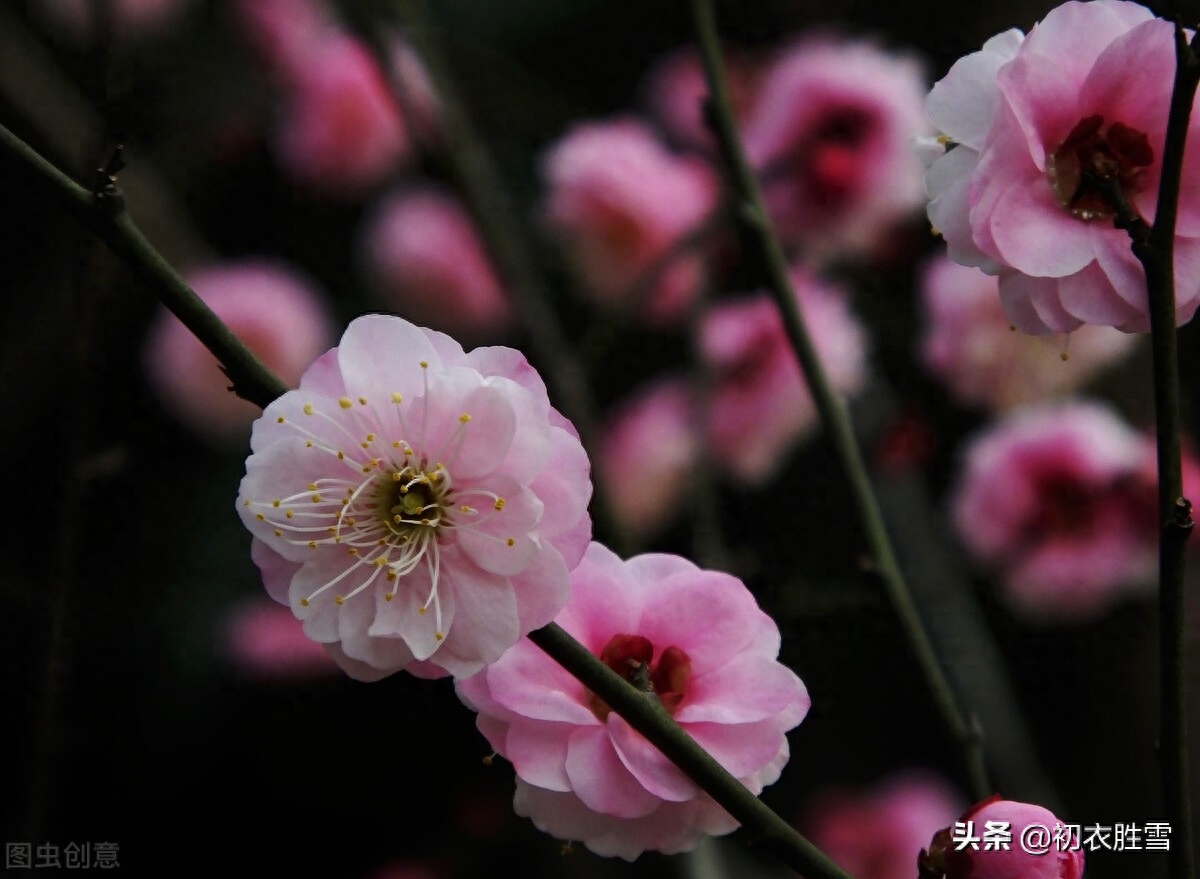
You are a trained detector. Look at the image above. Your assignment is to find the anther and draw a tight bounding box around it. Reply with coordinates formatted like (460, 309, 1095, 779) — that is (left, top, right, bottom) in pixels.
(304, 403, 314, 416)
(339, 398, 353, 409)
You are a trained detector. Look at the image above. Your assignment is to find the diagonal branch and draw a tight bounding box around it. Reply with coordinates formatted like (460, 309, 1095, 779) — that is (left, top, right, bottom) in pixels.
(691, 0, 991, 801)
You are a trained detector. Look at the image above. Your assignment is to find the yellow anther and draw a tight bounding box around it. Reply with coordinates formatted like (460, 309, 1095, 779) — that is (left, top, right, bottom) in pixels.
(362, 465, 372, 473)
(507, 538, 516, 546)
(255, 513, 265, 521)
(339, 397, 353, 409)
(419, 360, 429, 369)
(307, 541, 317, 549)
(272, 500, 281, 508)
(348, 548, 358, 556)
(300, 598, 310, 607)
(359, 397, 368, 406)
(392, 392, 403, 403)
(361, 442, 370, 449)
(274, 529, 282, 537)
(335, 595, 345, 605)
(309, 482, 319, 491)
(276, 416, 285, 424)
(306, 441, 313, 448)
(435, 632, 444, 641)
(1061, 351, 1071, 362)
(494, 498, 506, 511)
(286, 510, 294, 519)
(418, 607, 427, 615)
(312, 494, 322, 503)
(304, 403, 314, 416)
(385, 593, 395, 601)
(459, 413, 471, 423)
(392, 441, 401, 448)
(386, 571, 398, 581)
(366, 433, 376, 442)
(460, 505, 472, 513)
(243, 499, 251, 507)
(937, 133, 951, 144)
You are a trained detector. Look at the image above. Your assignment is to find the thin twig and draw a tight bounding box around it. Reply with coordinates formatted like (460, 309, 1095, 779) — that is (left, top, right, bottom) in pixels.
(1114, 22, 1200, 879)
(0, 122, 288, 408)
(0, 117, 855, 879)
(690, 0, 991, 801)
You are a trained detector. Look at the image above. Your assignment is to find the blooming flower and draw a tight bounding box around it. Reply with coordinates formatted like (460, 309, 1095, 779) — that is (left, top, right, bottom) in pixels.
(924, 0, 1200, 333)
(541, 118, 719, 324)
(951, 400, 1171, 620)
(801, 772, 965, 879)
(143, 258, 335, 447)
(919, 254, 1136, 410)
(359, 186, 513, 342)
(598, 378, 699, 538)
(700, 269, 867, 483)
(743, 36, 931, 260)
(919, 796, 1085, 879)
(237, 314, 592, 680)
(456, 542, 810, 860)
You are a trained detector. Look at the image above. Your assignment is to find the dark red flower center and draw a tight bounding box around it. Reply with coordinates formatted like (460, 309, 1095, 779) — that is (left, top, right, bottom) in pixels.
(1047, 114, 1154, 221)
(588, 633, 693, 720)
(802, 108, 874, 209)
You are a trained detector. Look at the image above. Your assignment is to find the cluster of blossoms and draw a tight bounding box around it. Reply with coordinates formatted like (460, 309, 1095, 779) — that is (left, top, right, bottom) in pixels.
(924, 0, 1200, 333)
(234, 314, 812, 857)
(201, 0, 1199, 868)
(537, 33, 934, 537)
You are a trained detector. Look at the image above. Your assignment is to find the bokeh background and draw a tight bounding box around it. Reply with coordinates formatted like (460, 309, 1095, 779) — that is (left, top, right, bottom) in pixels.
(3, 0, 1199, 877)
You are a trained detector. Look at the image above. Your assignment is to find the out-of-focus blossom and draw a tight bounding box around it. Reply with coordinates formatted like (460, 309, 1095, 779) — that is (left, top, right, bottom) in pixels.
(237, 315, 592, 681)
(801, 772, 965, 879)
(37, 0, 191, 40)
(598, 378, 699, 538)
(700, 270, 867, 483)
(233, 0, 336, 79)
(743, 36, 931, 260)
(272, 35, 412, 196)
(950, 400, 1186, 620)
(360, 186, 513, 342)
(457, 542, 809, 860)
(541, 118, 719, 324)
(919, 254, 1137, 409)
(919, 796, 1085, 879)
(925, 0, 1200, 333)
(639, 45, 758, 153)
(222, 599, 338, 681)
(143, 259, 335, 447)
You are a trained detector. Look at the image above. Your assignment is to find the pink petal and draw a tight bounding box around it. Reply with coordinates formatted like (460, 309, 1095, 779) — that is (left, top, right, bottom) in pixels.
(565, 726, 662, 818)
(675, 655, 810, 724)
(607, 714, 699, 802)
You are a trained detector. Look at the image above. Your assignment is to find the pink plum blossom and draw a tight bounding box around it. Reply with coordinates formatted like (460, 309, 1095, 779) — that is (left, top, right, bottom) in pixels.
(801, 772, 966, 879)
(598, 378, 699, 538)
(951, 400, 1162, 620)
(270, 34, 428, 197)
(919, 254, 1137, 409)
(743, 36, 931, 260)
(700, 270, 867, 483)
(925, 0, 1200, 333)
(639, 45, 759, 153)
(919, 796, 1084, 879)
(360, 186, 513, 342)
(222, 599, 338, 681)
(456, 542, 809, 860)
(143, 259, 335, 447)
(237, 314, 592, 680)
(541, 119, 719, 324)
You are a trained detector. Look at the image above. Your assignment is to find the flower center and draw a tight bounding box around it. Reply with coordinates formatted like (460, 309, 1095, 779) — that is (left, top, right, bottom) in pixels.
(587, 633, 693, 720)
(1047, 114, 1153, 221)
(242, 383, 515, 642)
